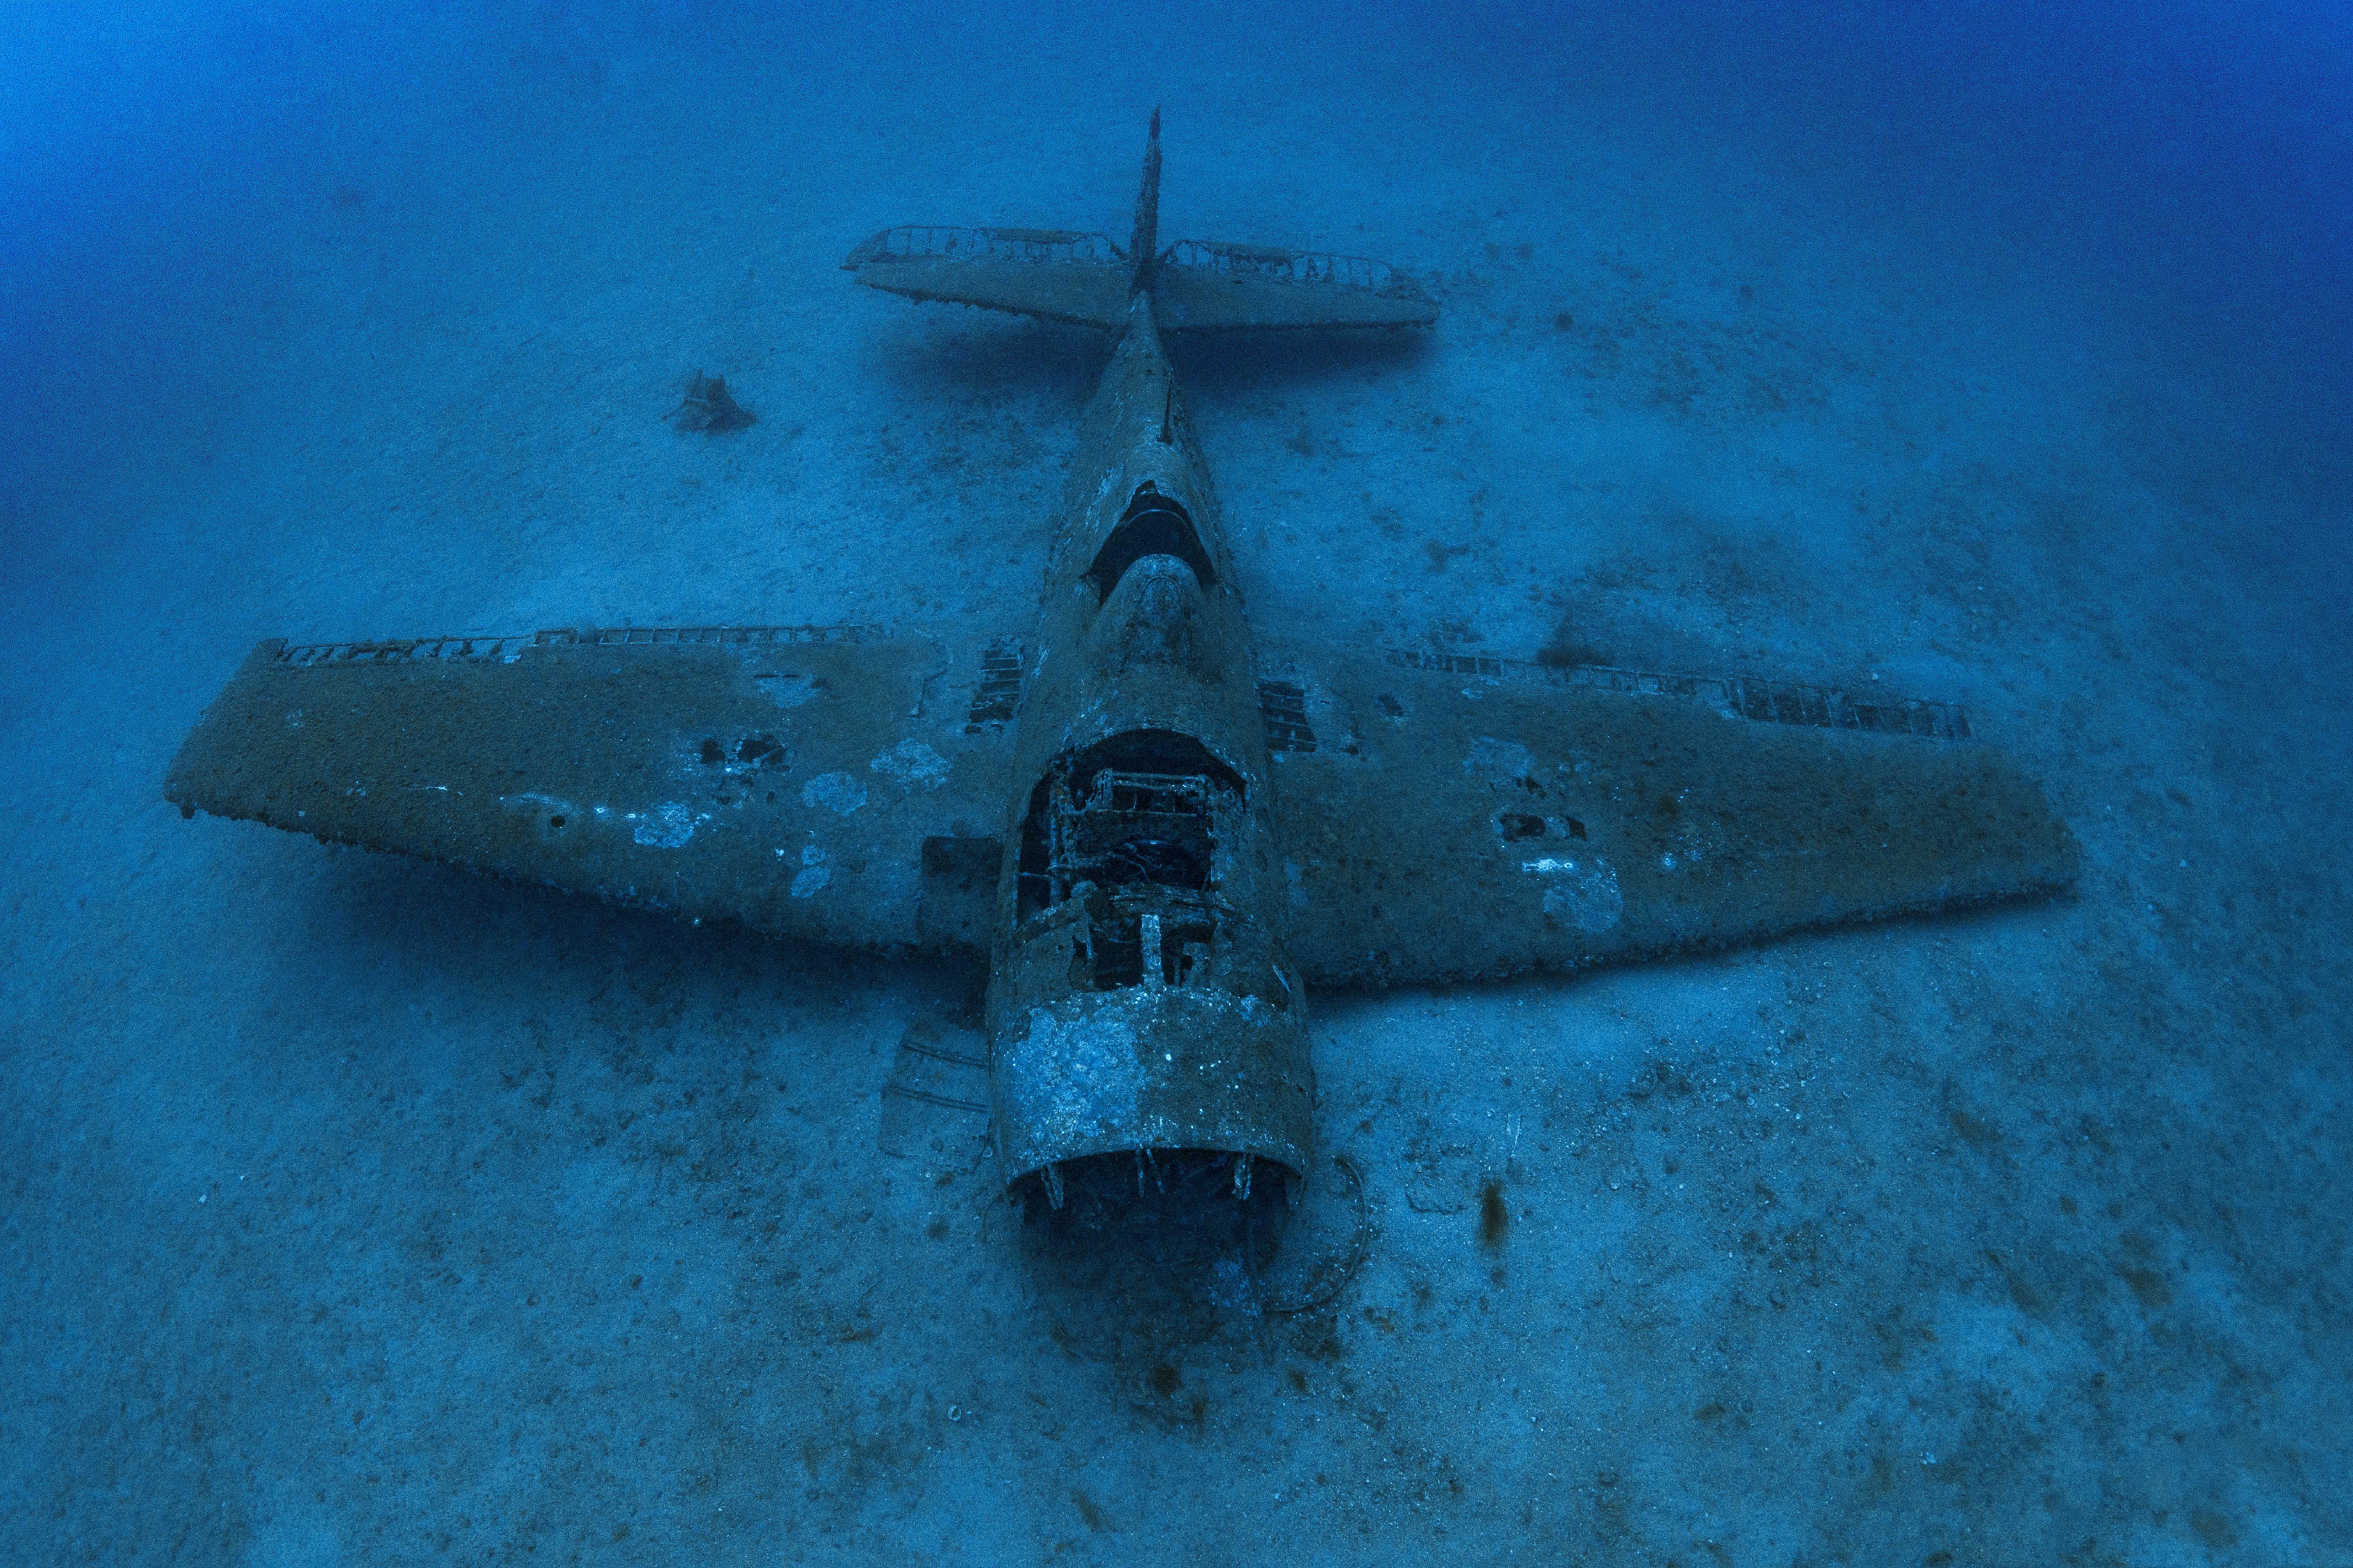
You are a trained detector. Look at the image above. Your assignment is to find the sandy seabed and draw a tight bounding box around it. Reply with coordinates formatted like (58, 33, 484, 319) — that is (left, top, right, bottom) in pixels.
(3, 7, 2347, 1564)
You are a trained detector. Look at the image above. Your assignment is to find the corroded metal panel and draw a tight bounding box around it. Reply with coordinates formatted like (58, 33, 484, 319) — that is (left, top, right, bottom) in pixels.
(990, 982, 1313, 1184)
(166, 627, 1017, 955)
(1265, 648, 2077, 988)
(843, 226, 1133, 328)
(1153, 241, 1438, 331)
(978, 287, 1315, 1192)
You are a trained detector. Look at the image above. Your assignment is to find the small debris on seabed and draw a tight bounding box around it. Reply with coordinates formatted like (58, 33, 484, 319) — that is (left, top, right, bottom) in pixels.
(1478, 1177, 1510, 1248)
(669, 372, 756, 433)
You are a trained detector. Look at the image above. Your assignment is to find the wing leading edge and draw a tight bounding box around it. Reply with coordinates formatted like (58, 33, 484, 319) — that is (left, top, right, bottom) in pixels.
(1257, 649, 2078, 988)
(165, 626, 1023, 956)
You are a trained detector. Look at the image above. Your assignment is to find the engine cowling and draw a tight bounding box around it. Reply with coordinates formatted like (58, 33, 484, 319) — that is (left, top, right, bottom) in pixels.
(986, 729, 1313, 1211)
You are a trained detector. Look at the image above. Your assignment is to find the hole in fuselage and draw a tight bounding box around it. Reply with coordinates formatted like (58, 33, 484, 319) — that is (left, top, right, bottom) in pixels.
(1016, 731, 1246, 995)
(1085, 484, 1215, 605)
(1017, 730, 1242, 920)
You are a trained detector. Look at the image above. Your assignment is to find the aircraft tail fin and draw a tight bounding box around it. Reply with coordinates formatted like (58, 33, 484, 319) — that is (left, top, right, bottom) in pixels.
(1130, 107, 1163, 295)
(842, 112, 1436, 333)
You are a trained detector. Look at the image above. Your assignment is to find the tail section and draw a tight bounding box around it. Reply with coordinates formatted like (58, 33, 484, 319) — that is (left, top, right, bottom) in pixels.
(842, 114, 1436, 334)
(1149, 239, 1437, 331)
(1130, 107, 1163, 295)
(840, 225, 1132, 329)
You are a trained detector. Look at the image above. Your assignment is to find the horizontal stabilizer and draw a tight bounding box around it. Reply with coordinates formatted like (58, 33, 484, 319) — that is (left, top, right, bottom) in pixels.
(843, 227, 1133, 328)
(843, 228, 1437, 332)
(1152, 240, 1438, 331)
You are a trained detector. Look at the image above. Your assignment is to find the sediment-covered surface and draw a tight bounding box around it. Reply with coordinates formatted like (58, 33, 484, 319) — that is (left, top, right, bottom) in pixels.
(2, 4, 2347, 1562)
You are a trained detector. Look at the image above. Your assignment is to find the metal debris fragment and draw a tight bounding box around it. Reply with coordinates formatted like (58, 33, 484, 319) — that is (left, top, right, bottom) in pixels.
(669, 371, 755, 433)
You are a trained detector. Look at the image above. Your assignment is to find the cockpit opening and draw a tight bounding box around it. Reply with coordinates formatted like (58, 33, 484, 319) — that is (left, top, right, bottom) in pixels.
(1085, 482, 1216, 605)
(1015, 730, 1244, 991)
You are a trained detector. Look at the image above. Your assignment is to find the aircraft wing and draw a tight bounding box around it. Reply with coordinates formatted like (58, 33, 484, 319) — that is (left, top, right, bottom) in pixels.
(166, 625, 1028, 956)
(1254, 647, 2078, 988)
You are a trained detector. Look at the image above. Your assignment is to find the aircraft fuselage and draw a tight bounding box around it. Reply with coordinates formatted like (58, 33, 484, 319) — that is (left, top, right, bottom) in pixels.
(985, 293, 1313, 1210)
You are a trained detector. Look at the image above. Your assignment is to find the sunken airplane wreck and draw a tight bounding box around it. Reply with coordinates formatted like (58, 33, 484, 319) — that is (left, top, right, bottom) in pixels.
(167, 115, 2076, 1230)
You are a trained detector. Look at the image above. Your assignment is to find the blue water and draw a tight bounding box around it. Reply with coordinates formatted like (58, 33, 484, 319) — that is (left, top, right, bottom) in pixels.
(4, 4, 2347, 1562)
